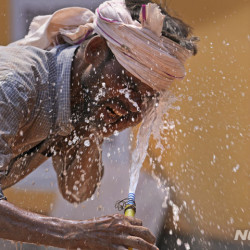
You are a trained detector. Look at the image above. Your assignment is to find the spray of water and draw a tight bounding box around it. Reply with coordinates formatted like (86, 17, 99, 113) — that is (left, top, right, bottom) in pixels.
(128, 102, 157, 194)
(128, 91, 176, 194)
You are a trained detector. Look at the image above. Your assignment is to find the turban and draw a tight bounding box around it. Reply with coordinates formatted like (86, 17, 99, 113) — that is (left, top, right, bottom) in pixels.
(12, 0, 192, 90)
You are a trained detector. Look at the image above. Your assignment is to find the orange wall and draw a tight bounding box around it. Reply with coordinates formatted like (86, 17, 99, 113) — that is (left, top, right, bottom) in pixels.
(147, 0, 250, 240)
(0, 0, 10, 45)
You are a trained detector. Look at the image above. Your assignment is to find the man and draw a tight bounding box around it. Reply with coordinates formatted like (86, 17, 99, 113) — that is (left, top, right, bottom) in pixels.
(0, 0, 197, 249)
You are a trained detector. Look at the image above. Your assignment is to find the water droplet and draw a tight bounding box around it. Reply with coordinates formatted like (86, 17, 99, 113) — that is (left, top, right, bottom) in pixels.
(184, 243, 190, 250)
(177, 238, 182, 246)
(232, 164, 240, 173)
(113, 130, 119, 136)
(84, 140, 90, 147)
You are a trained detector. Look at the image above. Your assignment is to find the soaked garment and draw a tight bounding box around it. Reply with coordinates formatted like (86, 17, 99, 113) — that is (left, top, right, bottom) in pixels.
(0, 44, 78, 188)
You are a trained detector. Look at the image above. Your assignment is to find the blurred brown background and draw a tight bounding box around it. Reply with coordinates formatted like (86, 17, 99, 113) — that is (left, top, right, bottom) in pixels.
(148, 0, 250, 245)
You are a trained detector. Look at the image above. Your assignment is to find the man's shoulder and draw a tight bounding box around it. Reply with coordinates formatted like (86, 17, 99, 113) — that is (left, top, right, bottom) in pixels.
(0, 45, 54, 91)
(2, 44, 54, 61)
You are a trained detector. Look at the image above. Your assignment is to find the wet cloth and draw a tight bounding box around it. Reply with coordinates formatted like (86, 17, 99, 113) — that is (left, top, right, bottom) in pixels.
(0, 44, 78, 187)
(12, 0, 192, 91)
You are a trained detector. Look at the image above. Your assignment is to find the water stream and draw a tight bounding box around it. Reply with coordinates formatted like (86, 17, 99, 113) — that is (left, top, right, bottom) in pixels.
(128, 91, 175, 194)
(128, 101, 157, 194)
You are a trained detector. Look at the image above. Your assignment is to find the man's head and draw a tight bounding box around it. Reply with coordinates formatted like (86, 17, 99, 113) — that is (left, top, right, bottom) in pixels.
(94, 0, 197, 91)
(15, 0, 197, 93)
(72, 0, 198, 136)
(74, 35, 158, 137)
(125, 0, 198, 55)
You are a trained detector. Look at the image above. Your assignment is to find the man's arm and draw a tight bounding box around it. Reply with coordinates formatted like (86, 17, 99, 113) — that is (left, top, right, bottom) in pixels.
(52, 132, 103, 203)
(0, 200, 67, 247)
(0, 137, 158, 250)
(0, 199, 157, 249)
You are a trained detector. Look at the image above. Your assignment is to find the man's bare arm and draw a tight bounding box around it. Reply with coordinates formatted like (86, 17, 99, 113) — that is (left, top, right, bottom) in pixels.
(0, 200, 158, 249)
(51, 132, 103, 203)
(0, 199, 69, 248)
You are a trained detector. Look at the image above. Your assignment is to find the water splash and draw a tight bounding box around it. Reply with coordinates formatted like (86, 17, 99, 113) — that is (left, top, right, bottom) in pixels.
(128, 102, 157, 194)
(128, 91, 176, 194)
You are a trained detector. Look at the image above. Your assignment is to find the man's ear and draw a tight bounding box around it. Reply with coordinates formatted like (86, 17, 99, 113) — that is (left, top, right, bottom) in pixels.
(84, 35, 110, 67)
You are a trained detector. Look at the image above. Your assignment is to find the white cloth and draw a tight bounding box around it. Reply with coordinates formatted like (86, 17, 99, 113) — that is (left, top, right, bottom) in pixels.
(12, 7, 95, 49)
(12, 0, 192, 90)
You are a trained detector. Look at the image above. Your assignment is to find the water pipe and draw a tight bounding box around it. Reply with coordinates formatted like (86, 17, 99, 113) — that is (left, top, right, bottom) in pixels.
(115, 193, 136, 250)
(124, 192, 136, 217)
(124, 193, 136, 250)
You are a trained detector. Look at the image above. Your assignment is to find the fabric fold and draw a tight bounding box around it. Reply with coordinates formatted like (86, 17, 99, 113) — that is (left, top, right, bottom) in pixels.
(12, 0, 192, 90)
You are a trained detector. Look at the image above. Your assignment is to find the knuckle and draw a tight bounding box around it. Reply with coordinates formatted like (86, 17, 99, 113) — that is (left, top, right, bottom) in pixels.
(113, 223, 125, 230)
(113, 213, 123, 219)
(135, 237, 145, 247)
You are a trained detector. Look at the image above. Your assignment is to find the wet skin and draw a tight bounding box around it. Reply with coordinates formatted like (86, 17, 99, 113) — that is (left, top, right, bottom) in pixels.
(51, 36, 158, 203)
(71, 36, 158, 138)
(0, 36, 159, 249)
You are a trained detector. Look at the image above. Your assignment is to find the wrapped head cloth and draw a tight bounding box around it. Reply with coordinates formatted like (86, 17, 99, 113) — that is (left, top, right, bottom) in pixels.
(12, 0, 192, 90)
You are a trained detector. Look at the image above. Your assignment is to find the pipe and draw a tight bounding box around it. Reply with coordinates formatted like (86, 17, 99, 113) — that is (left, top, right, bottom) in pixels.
(124, 193, 136, 250)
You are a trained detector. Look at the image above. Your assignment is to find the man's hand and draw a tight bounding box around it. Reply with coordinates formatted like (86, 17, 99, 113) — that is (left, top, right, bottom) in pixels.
(64, 214, 158, 250)
(0, 201, 158, 249)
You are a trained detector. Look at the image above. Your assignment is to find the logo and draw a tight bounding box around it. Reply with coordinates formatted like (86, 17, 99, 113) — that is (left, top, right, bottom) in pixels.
(234, 230, 250, 241)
